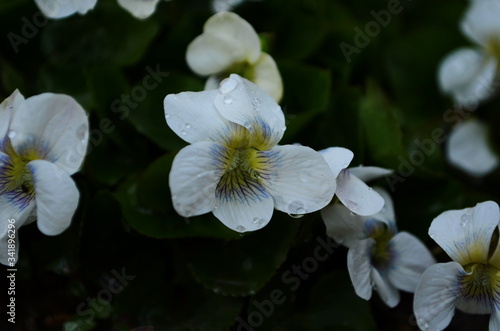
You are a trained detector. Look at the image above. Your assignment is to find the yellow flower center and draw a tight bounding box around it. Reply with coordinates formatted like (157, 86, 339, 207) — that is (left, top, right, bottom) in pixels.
(0, 139, 45, 208)
(487, 37, 500, 71)
(459, 263, 500, 308)
(216, 146, 273, 203)
(368, 221, 395, 269)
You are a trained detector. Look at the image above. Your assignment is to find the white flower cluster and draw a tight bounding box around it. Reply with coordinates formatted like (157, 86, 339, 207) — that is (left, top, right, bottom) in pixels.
(34, 0, 161, 19)
(4, 4, 500, 331)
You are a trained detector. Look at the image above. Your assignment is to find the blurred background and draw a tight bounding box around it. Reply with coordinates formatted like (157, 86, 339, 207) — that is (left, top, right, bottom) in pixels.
(0, 0, 499, 330)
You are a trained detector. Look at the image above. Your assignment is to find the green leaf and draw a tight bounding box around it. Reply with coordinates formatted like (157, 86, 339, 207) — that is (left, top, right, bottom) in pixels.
(178, 214, 301, 296)
(38, 64, 93, 110)
(279, 61, 331, 145)
(126, 71, 203, 151)
(41, 4, 159, 67)
(305, 272, 377, 331)
(359, 80, 405, 168)
(114, 165, 240, 240)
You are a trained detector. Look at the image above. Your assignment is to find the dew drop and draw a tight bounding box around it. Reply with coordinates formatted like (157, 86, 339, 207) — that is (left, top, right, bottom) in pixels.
(236, 225, 245, 232)
(223, 95, 234, 104)
(76, 124, 87, 140)
(219, 77, 238, 94)
(461, 213, 471, 226)
(185, 123, 191, 129)
(282, 126, 287, 131)
(251, 97, 261, 110)
(252, 217, 265, 226)
(289, 213, 304, 219)
(165, 112, 170, 119)
(7, 130, 16, 139)
(344, 199, 358, 210)
(181, 130, 187, 136)
(243, 121, 252, 129)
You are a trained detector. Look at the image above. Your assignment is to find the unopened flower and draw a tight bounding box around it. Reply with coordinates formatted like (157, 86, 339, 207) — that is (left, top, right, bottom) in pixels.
(34, 0, 160, 19)
(322, 188, 435, 307)
(320, 147, 391, 216)
(0, 90, 89, 266)
(186, 12, 283, 102)
(438, 0, 500, 105)
(414, 201, 500, 330)
(164, 74, 335, 233)
(446, 119, 499, 177)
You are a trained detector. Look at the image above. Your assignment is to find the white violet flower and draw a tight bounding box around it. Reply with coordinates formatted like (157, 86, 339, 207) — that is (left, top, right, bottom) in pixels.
(164, 74, 335, 233)
(438, 0, 500, 105)
(186, 11, 283, 102)
(320, 147, 392, 216)
(414, 201, 500, 330)
(0, 90, 89, 266)
(34, 0, 160, 19)
(322, 188, 435, 307)
(445, 118, 499, 177)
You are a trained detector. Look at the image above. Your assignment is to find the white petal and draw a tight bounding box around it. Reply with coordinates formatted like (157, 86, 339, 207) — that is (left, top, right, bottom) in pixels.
(213, 189, 274, 233)
(0, 90, 24, 142)
(347, 238, 375, 301)
(429, 201, 499, 265)
(0, 196, 35, 266)
(28, 160, 79, 235)
(214, 74, 285, 148)
(319, 147, 353, 178)
(321, 203, 366, 248)
(250, 53, 283, 102)
(388, 232, 436, 293)
(490, 310, 500, 331)
(348, 166, 393, 182)
(169, 142, 224, 217)
(335, 170, 385, 216)
(34, 0, 97, 18)
(413, 262, 462, 331)
(437, 47, 497, 105)
(164, 89, 233, 145)
(461, 0, 500, 47)
(117, 0, 159, 19)
(204, 75, 220, 91)
(186, 12, 261, 76)
(10, 93, 89, 175)
(262, 145, 336, 215)
(368, 187, 394, 225)
(372, 267, 400, 308)
(446, 119, 499, 177)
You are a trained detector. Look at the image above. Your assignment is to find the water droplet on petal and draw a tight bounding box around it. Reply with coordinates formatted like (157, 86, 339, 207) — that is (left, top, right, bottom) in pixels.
(251, 97, 261, 111)
(236, 225, 245, 232)
(282, 126, 286, 131)
(181, 130, 187, 136)
(223, 95, 234, 104)
(461, 213, 471, 226)
(219, 77, 238, 94)
(165, 112, 170, 119)
(185, 123, 191, 129)
(344, 199, 358, 210)
(76, 124, 87, 140)
(252, 217, 265, 226)
(7, 130, 15, 139)
(289, 213, 305, 219)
